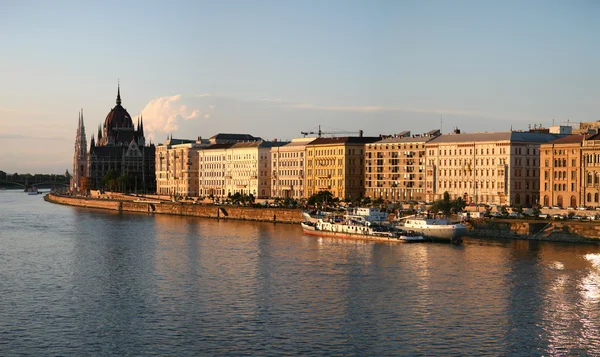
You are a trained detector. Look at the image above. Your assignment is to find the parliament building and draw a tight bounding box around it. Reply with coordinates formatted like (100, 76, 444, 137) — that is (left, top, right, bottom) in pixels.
(70, 85, 156, 193)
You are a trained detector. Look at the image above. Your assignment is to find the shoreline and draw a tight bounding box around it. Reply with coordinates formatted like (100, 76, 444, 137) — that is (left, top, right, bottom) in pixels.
(45, 193, 600, 244)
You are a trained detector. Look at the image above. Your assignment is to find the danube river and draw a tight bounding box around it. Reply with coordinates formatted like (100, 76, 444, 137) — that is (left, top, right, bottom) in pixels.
(2, 190, 600, 356)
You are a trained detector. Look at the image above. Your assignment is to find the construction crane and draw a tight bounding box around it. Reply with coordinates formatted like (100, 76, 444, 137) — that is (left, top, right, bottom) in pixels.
(301, 125, 363, 138)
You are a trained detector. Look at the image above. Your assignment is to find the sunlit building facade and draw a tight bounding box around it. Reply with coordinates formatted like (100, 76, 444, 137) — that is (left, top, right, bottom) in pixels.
(425, 130, 560, 206)
(155, 137, 209, 197)
(270, 138, 314, 199)
(305, 136, 379, 200)
(225, 141, 286, 198)
(539, 135, 586, 208)
(365, 130, 439, 202)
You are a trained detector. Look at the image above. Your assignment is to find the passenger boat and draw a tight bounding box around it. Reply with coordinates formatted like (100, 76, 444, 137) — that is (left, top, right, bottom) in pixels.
(300, 219, 426, 243)
(25, 187, 40, 195)
(396, 216, 466, 244)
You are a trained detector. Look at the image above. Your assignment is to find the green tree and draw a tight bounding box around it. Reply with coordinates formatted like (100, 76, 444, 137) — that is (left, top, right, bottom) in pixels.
(308, 190, 335, 207)
(451, 197, 467, 214)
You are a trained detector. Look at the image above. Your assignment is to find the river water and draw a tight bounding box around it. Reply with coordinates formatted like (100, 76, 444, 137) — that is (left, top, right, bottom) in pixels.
(1, 190, 600, 356)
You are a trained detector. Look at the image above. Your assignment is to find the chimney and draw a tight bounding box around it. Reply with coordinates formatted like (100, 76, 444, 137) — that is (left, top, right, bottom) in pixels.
(454, 127, 461, 134)
(273, 138, 277, 142)
(359, 129, 363, 137)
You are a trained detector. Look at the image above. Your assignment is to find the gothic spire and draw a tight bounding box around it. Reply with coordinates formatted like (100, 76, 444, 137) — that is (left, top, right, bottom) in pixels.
(140, 114, 144, 135)
(116, 80, 122, 106)
(97, 124, 102, 140)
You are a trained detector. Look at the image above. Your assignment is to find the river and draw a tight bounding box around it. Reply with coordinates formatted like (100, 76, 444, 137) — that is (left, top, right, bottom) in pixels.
(1, 190, 600, 356)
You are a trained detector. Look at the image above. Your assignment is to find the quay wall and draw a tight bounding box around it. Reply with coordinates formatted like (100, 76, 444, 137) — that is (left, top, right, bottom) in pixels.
(46, 193, 304, 223)
(45, 194, 600, 243)
(467, 219, 600, 244)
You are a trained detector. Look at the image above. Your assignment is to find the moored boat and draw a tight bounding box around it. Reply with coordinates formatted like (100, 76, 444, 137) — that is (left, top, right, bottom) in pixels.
(396, 216, 466, 244)
(301, 219, 426, 243)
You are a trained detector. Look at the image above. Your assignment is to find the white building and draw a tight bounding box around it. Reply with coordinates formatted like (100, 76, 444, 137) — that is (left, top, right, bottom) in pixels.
(425, 130, 560, 206)
(225, 141, 286, 198)
(270, 138, 314, 199)
(198, 143, 231, 199)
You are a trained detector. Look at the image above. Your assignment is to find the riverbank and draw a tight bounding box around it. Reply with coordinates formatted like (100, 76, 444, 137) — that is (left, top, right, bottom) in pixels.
(465, 218, 600, 244)
(45, 193, 600, 244)
(45, 193, 304, 224)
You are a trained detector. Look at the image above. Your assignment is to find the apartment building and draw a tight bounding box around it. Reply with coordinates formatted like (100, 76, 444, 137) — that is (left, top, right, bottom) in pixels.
(225, 141, 286, 198)
(271, 138, 314, 199)
(425, 130, 560, 206)
(305, 136, 379, 200)
(198, 143, 232, 199)
(155, 137, 209, 197)
(365, 130, 439, 202)
(581, 134, 600, 207)
(539, 135, 586, 208)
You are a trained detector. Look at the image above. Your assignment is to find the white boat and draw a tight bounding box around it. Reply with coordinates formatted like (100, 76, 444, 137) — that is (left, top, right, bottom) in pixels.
(397, 216, 466, 243)
(26, 187, 40, 195)
(300, 219, 426, 243)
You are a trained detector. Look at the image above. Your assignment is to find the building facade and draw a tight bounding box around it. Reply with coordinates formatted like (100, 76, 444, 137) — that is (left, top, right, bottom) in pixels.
(365, 130, 439, 202)
(581, 134, 600, 207)
(270, 138, 314, 199)
(425, 131, 560, 207)
(305, 136, 379, 200)
(225, 141, 286, 198)
(155, 137, 208, 197)
(198, 143, 231, 199)
(539, 135, 586, 208)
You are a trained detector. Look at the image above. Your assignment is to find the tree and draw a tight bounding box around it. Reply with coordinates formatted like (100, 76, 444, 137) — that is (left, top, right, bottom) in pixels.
(101, 170, 121, 191)
(361, 196, 372, 207)
(451, 197, 466, 214)
(373, 197, 384, 208)
(308, 190, 335, 207)
(431, 191, 465, 216)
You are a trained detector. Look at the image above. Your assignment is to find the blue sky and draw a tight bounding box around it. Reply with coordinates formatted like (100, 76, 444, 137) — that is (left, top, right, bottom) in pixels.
(0, 0, 598, 173)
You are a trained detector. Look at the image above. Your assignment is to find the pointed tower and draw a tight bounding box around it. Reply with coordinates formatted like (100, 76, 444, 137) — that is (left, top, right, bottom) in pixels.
(71, 110, 88, 192)
(116, 81, 122, 106)
(138, 114, 145, 146)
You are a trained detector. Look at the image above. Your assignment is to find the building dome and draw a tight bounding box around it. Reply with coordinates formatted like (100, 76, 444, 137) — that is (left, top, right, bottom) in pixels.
(103, 85, 134, 138)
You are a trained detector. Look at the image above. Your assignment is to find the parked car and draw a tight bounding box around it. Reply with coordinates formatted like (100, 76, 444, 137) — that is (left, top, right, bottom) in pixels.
(577, 206, 587, 211)
(551, 206, 561, 210)
(551, 214, 563, 220)
(538, 213, 549, 219)
(566, 206, 575, 210)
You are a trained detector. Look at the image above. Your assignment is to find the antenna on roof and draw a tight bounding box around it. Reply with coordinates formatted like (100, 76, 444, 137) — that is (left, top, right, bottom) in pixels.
(440, 114, 443, 133)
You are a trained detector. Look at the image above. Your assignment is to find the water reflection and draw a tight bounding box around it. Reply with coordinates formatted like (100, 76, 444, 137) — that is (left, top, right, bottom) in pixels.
(3, 191, 600, 356)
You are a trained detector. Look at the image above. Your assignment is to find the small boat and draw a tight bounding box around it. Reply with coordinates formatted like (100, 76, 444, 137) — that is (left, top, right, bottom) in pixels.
(300, 219, 426, 243)
(25, 187, 40, 195)
(396, 215, 466, 244)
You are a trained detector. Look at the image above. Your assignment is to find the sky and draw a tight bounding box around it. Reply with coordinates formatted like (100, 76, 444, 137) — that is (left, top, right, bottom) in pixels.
(0, 0, 598, 174)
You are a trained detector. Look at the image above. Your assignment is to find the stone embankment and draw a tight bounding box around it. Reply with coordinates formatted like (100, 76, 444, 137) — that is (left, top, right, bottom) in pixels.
(466, 219, 600, 244)
(45, 193, 600, 243)
(45, 193, 304, 224)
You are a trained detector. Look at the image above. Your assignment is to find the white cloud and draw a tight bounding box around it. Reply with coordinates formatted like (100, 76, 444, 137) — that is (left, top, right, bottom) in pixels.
(141, 94, 215, 142)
